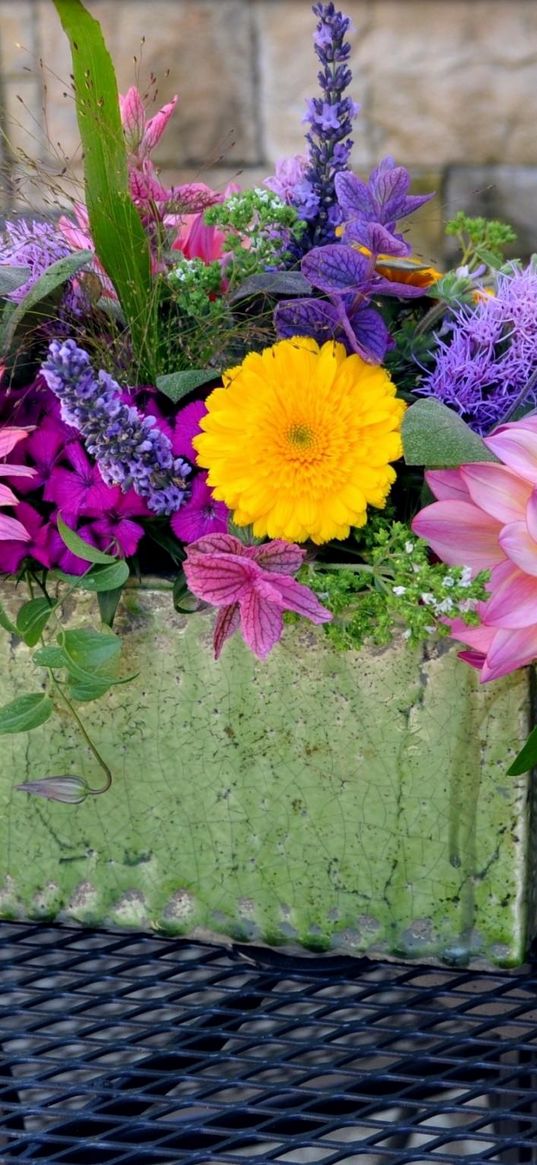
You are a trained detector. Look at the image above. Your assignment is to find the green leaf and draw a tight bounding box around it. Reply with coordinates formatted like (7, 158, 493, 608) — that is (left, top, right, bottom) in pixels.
(57, 561, 130, 592)
(173, 571, 202, 614)
(58, 627, 121, 682)
(0, 602, 18, 636)
(56, 516, 118, 564)
(66, 674, 115, 702)
(474, 246, 504, 270)
(32, 645, 67, 670)
(1, 251, 93, 353)
(0, 266, 31, 296)
(97, 586, 124, 628)
(52, 0, 158, 380)
(507, 726, 537, 776)
(156, 368, 218, 403)
(16, 598, 55, 647)
(230, 271, 311, 302)
(402, 399, 499, 467)
(0, 693, 53, 734)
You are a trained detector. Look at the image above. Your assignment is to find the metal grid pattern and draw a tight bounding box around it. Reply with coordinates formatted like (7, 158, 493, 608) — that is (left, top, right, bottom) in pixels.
(0, 922, 536, 1164)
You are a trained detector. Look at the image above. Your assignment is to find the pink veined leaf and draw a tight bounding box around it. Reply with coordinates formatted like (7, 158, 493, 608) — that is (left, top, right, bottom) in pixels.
(184, 552, 257, 605)
(266, 575, 333, 623)
(239, 586, 284, 659)
(249, 540, 306, 575)
(213, 603, 241, 659)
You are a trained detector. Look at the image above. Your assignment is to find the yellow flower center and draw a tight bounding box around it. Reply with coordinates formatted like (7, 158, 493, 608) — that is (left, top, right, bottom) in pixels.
(287, 423, 314, 448)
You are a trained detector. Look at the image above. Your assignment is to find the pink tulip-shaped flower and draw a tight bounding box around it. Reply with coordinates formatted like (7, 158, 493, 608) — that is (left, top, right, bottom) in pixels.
(183, 533, 332, 659)
(412, 413, 537, 682)
(0, 427, 37, 544)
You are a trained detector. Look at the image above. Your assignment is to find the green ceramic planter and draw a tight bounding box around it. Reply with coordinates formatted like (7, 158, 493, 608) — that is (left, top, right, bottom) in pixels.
(0, 581, 534, 966)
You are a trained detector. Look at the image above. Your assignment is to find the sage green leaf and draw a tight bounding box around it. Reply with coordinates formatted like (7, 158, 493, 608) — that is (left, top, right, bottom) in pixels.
(230, 271, 311, 302)
(57, 561, 129, 592)
(156, 368, 218, 403)
(0, 266, 31, 296)
(0, 693, 53, 734)
(52, 0, 159, 381)
(0, 251, 93, 353)
(507, 726, 537, 776)
(56, 516, 118, 564)
(16, 598, 55, 647)
(402, 398, 499, 467)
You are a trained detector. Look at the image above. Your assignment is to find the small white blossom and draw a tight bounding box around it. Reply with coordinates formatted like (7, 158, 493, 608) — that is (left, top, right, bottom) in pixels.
(392, 585, 407, 596)
(412, 563, 421, 574)
(434, 597, 454, 614)
(420, 592, 435, 605)
(460, 566, 473, 587)
(425, 624, 436, 634)
(404, 540, 414, 554)
(458, 598, 476, 613)
(403, 628, 412, 640)
(442, 575, 455, 588)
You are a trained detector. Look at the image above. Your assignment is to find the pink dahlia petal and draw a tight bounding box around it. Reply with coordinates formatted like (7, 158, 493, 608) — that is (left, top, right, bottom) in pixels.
(425, 468, 469, 501)
(458, 648, 487, 671)
(119, 87, 146, 148)
(239, 586, 284, 659)
(184, 551, 257, 606)
(481, 625, 537, 682)
(499, 520, 537, 577)
(0, 426, 33, 457)
(0, 464, 35, 479)
(249, 540, 306, 575)
(448, 617, 496, 655)
(412, 500, 504, 570)
(460, 463, 532, 524)
(526, 490, 537, 543)
(481, 559, 537, 629)
(213, 603, 241, 659)
(0, 483, 21, 506)
(485, 428, 537, 486)
(0, 513, 32, 541)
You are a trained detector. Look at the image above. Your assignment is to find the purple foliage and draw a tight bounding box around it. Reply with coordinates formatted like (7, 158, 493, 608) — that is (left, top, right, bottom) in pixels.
(335, 159, 434, 257)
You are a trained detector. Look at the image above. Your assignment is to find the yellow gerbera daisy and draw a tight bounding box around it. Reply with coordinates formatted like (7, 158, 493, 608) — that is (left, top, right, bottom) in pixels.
(193, 337, 406, 544)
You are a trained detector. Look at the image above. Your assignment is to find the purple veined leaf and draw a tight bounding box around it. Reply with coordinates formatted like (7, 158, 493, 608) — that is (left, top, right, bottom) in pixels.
(213, 602, 240, 659)
(334, 170, 374, 220)
(302, 244, 373, 295)
(274, 297, 341, 344)
(343, 303, 391, 363)
(343, 219, 411, 257)
(373, 273, 433, 300)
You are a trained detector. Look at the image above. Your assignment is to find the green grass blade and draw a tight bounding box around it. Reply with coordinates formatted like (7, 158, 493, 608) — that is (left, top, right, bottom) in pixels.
(52, 0, 159, 381)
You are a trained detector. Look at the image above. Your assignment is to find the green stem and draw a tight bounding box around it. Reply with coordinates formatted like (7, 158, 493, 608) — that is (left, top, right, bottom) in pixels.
(49, 672, 113, 795)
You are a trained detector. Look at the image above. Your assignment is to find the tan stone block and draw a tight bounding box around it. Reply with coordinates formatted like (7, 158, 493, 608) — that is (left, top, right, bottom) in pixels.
(255, 1, 375, 170)
(0, 1, 38, 75)
(36, 0, 259, 168)
(365, 1, 537, 167)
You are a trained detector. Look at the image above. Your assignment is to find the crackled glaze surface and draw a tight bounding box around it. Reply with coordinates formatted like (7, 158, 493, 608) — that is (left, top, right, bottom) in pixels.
(0, 584, 533, 965)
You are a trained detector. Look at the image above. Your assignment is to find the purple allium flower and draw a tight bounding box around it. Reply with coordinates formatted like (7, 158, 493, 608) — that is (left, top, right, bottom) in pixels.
(171, 473, 228, 543)
(41, 340, 192, 515)
(298, 3, 359, 248)
(416, 264, 537, 434)
(0, 219, 72, 301)
(335, 159, 434, 258)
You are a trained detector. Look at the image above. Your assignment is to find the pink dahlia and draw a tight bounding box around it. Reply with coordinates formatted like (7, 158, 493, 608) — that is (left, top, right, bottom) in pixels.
(412, 413, 537, 682)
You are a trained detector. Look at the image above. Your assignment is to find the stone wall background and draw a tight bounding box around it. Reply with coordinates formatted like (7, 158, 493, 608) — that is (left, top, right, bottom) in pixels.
(0, 0, 536, 264)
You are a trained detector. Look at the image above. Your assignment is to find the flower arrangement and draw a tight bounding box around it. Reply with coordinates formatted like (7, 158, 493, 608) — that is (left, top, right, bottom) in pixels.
(0, 0, 535, 805)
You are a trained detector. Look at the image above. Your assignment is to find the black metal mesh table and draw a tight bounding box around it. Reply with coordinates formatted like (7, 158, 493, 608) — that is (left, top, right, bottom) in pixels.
(0, 922, 536, 1163)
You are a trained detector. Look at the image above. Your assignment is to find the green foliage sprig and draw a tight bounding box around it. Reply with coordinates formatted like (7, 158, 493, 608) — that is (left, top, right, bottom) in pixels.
(302, 521, 489, 652)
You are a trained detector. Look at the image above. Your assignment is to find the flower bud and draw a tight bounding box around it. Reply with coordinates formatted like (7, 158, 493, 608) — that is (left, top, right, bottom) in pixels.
(16, 775, 89, 804)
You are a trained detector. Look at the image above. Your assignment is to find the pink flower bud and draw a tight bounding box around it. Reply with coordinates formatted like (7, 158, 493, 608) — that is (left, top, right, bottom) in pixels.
(16, 775, 89, 804)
